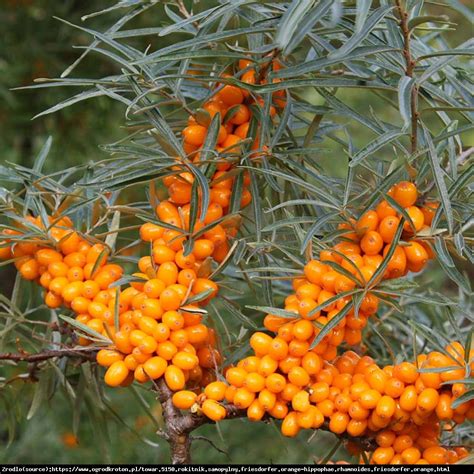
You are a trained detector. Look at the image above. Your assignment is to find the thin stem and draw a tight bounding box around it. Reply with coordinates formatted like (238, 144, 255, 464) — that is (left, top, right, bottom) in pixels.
(0, 347, 97, 363)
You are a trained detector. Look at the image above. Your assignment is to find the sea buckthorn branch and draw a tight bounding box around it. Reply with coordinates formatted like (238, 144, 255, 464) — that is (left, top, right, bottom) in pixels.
(0, 347, 97, 363)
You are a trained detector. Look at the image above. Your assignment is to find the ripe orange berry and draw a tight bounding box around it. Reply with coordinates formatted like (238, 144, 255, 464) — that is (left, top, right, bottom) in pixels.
(329, 412, 349, 434)
(204, 381, 227, 401)
(153, 245, 176, 265)
(401, 447, 421, 464)
(172, 351, 198, 371)
(183, 125, 207, 146)
(268, 338, 289, 361)
(192, 239, 215, 260)
(393, 435, 413, 453)
(404, 241, 429, 267)
(423, 446, 448, 464)
(201, 399, 226, 421)
(36, 248, 63, 267)
(359, 389, 382, 409)
(233, 388, 255, 409)
(192, 278, 218, 299)
(250, 332, 272, 355)
(404, 206, 425, 232)
(421, 201, 438, 225)
(417, 388, 439, 412)
(281, 412, 300, 437)
(217, 85, 244, 106)
(393, 181, 417, 208)
(247, 400, 265, 421)
(140, 223, 164, 242)
(360, 231, 384, 256)
(157, 341, 178, 361)
(164, 365, 185, 391)
(258, 355, 278, 377)
(394, 362, 418, 384)
(159, 288, 181, 311)
(175, 249, 195, 269)
(376, 200, 397, 219)
(399, 385, 418, 412)
(244, 372, 266, 393)
(288, 366, 310, 387)
(226, 367, 247, 387)
(96, 349, 123, 367)
(356, 210, 379, 234)
(104, 361, 129, 387)
(265, 373, 286, 393)
(372, 447, 395, 465)
(172, 390, 197, 410)
(19, 259, 40, 280)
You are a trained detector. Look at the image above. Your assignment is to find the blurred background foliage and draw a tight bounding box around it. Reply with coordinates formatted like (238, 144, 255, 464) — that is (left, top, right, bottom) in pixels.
(0, 0, 472, 464)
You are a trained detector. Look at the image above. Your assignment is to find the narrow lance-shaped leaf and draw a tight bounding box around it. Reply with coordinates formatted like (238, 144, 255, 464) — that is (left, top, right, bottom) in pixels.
(275, 0, 317, 54)
(328, 5, 393, 59)
(398, 76, 416, 130)
(422, 124, 453, 234)
(355, 0, 373, 33)
(349, 130, 406, 168)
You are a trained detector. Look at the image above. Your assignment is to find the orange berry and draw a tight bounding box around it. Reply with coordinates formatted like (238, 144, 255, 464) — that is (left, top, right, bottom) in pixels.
(281, 412, 300, 437)
(393, 181, 417, 208)
(417, 388, 439, 412)
(394, 362, 418, 384)
(372, 447, 395, 465)
(359, 389, 382, 409)
(304, 261, 327, 286)
(164, 365, 185, 391)
(329, 412, 349, 434)
(104, 361, 129, 387)
(201, 399, 226, 421)
(404, 206, 425, 232)
(233, 388, 255, 409)
(172, 351, 199, 371)
(183, 125, 207, 146)
(204, 381, 227, 401)
(360, 231, 384, 256)
(172, 390, 197, 410)
(376, 200, 397, 219)
(265, 373, 286, 393)
(192, 239, 215, 260)
(423, 446, 448, 464)
(378, 216, 400, 244)
(217, 85, 244, 106)
(399, 385, 418, 412)
(96, 349, 123, 367)
(36, 248, 63, 267)
(288, 366, 310, 387)
(401, 447, 421, 464)
(356, 210, 379, 234)
(421, 202, 438, 226)
(226, 367, 247, 388)
(404, 241, 429, 267)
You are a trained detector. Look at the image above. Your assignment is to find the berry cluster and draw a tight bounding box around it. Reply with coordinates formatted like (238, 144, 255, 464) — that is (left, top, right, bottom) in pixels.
(265, 181, 437, 360)
(176, 344, 471, 464)
(0, 57, 282, 390)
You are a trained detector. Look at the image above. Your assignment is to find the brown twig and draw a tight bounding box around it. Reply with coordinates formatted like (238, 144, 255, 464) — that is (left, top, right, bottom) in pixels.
(0, 347, 97, 363)
(153, 377, 378, 464)
(395, 0, 419, 172)
(176, 0, 199, 30)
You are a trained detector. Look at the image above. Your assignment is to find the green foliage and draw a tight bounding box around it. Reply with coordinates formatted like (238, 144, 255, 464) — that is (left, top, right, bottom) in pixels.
(1, 0, 473, 464)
